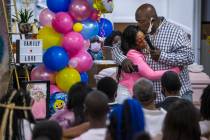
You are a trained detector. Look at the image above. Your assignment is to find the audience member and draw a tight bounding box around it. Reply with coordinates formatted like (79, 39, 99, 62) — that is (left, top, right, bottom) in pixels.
(97, 77, 119, 111)
(133, 78, 166, 138)
(200, 85, 210, 137)
(50, 82, 92, 129)
(156, 71, 182, 110)
(0, 89, 35, 140)
(161, 99, 202, 140)
(73, 90, 109, 140)
(134, 131, 151, 140)
(106, 99, 145, 140)
(32, 120, 62, 140)
(104, 30, 122, 47)
(88, 36, 104, 60)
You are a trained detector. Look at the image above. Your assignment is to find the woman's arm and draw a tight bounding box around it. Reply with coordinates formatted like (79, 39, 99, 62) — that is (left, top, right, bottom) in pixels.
(128, 50, 180, 80)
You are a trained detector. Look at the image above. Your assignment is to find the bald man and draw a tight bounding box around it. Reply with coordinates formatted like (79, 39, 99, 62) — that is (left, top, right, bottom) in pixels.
(111, 4, 194, 103)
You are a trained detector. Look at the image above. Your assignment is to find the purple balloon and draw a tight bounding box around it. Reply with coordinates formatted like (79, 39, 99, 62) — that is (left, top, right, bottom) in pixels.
(52, 12, 73, 34)
(31, 64, 56, 84)
(39, 8, 55, 26)
(69, 0, 92, 21)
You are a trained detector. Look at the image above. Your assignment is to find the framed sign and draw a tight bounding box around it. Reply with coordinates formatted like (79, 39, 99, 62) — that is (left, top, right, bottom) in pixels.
(25, 80, 50, 119)
(16, 39, 43, 64)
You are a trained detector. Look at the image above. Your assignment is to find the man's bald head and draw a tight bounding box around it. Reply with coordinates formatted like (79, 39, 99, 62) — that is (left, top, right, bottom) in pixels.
(135, 4, 158, 21)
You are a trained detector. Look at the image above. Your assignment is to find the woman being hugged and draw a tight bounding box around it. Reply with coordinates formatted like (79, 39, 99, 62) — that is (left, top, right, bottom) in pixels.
(116, 25, 180, 103)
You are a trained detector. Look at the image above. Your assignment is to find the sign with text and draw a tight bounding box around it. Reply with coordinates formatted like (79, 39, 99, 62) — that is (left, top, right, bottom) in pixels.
(16, 39, 43, 64)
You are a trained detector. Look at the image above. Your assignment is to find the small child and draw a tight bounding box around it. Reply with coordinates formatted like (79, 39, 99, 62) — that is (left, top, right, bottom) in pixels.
(97, 77, 119, 112)
(88, 36, 104, 60)
(73, 90, 109, 140)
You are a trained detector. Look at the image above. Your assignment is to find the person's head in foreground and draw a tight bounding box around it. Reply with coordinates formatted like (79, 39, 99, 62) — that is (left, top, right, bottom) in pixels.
(162, 99, 201, 140)
(106, 99, 145, 140)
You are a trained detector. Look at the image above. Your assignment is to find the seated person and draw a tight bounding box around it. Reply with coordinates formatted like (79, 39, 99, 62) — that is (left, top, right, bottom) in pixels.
(156, 71, 182, 110)
(73, 90, 109, 140)
(97, 77, 119, 111)
(116, 25, 180, 103)
(50, 82, 92, 129)
(105, 99, 145, 140)
(200, 85, 210, 137)
(32, 120, 62, 140)
(133, 78, 166, 138)
(0, 90, 35, 140)
(88, 36, 104, 60)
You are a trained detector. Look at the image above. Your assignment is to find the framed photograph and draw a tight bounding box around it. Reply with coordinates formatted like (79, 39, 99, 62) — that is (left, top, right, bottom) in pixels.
(25, 80, 50, 120)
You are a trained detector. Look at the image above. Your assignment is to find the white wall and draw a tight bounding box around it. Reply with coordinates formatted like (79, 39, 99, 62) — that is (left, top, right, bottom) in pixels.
(109, 0, 167, 23)
(167, 0, 194, 34)
(107, 0, 194, 34)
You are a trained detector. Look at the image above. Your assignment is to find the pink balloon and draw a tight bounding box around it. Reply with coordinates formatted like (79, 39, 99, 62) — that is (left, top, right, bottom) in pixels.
(69, 50, 93, 72)
(52, 12, 73, 34)
(50, 85, 61, 95)
(39, 8, 55, 26)
(62, 32, 84, 56)
(69, 0, 92, 21)
(83, 39, 90, 50)
(31, 64, 56, 84)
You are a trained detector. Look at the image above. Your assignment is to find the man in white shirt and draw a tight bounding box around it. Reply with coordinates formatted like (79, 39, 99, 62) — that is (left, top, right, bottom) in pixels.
(133, 78, 166, 138)
(73, 90, 109, 140)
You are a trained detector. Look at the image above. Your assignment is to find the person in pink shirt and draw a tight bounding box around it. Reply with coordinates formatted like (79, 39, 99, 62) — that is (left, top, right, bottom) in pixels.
(116, 25, 180, 103)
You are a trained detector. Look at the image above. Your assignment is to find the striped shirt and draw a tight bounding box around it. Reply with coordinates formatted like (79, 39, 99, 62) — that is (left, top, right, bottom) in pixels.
(111, 18, 194, 103)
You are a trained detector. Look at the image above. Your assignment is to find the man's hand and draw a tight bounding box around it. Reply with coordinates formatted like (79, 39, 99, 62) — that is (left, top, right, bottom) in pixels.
(121, 59, 134, 73)
(150, 48, 161, 61)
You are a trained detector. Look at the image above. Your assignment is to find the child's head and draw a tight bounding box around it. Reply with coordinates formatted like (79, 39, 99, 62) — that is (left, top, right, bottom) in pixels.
(84, 90, 109, 121)
(32, 120, 62, 140)
(107, 99, 145, 140)
(97, 77, 117, 102)
(133, 78, 155, 107)
(200, 85, 210, 120)
(67, 82, 92, 125)
(162, 99, 200, 140)
(121, 25, 147, 54)
(161, 71, 181, 96)
(104, 30, 122, 46)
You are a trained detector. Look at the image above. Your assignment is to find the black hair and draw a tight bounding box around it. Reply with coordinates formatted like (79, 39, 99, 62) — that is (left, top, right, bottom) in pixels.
(104, 30, 122, 46)
(84, 90, 109, 120)
(162, 99, 201, 140)
(97, 77, 117, 101)
(121, 25, 139, 55)
(161, 71, 181, 93)
(0, 89, 35, 140)
(32, 120, 62, 140)
(134, 131, 151, 140)
(200, 85, 210, 120)
(67, 82, 92, 125)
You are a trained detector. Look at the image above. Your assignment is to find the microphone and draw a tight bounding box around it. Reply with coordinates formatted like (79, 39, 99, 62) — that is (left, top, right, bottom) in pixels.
(145, 35, 155, 50)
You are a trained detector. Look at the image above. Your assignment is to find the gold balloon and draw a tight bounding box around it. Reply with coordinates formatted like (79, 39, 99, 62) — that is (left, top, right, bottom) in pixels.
(56, 67, 81, 92)
(93, 0, 113, 13)
(37, 26, 62, 50)
(73, 23, 83, 32)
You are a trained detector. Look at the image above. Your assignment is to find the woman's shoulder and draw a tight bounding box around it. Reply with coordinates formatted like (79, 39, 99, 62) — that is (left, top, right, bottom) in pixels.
(127, 49, 144, 58)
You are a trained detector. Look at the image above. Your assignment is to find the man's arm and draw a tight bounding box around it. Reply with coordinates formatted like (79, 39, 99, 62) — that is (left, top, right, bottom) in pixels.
(158, 30, 194, 66)
(111, 44, 127, 64)
(111, 44, 135, 73)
